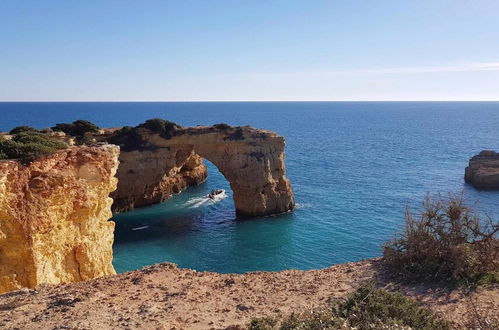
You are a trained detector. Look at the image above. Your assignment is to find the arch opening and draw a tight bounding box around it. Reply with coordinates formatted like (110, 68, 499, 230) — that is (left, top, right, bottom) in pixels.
(110, 124, 295, 217)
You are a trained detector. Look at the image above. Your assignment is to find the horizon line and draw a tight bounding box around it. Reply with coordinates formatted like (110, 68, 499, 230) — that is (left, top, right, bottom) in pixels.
(1, 100, 499, 103)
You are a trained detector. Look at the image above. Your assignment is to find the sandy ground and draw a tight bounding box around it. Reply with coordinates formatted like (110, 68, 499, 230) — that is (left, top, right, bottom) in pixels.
(0, 259, 497, 329)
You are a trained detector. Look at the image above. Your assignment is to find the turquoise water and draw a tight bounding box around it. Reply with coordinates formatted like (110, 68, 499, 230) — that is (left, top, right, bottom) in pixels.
(1, 102, 498, 273)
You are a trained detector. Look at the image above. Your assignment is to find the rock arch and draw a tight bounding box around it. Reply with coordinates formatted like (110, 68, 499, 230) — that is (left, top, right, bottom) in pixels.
(111, 125, 295, 217)
(0, 124, 295, 293)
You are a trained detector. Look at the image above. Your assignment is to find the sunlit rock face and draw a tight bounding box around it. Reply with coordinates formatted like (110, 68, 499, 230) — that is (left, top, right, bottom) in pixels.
(465, 150, 499, 190)
(111, 150, 207, 213)
(109, 125, 295, 217)
(0, 145, 119, 294)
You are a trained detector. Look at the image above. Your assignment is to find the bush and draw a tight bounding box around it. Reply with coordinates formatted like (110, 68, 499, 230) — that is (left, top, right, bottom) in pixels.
(383, 193, 499, 283)
(11, 132, 63, 147)
(107, 126, 146, 151)
(249, 284, 450, 330)
(52, 120, 99, 137)
(137, 118, 181, 138)
(9, 126, 38, 135)
(108, 119, 182, 150)
(248, 317, 277, 330)
(213, 123, 232, 130)
(223, 127, 244, 141)
(336, 284, 449, 329)
(0, 131, 67, 161)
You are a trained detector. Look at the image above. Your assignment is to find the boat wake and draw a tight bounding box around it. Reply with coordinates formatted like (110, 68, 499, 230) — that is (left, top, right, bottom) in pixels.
(131, 225, 150, 231)
(184, 191, 227, 208)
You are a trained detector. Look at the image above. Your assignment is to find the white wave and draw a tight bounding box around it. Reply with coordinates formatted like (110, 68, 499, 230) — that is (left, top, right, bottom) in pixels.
(184, 192, 227, 208)
(131, 225, 149, 231)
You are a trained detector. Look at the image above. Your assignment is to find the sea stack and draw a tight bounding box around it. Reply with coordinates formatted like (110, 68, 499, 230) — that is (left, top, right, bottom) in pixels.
(464, 150, 499, 190)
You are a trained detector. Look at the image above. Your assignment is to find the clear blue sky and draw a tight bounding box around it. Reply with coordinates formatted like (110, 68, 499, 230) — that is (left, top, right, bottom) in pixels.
(1, 0, 498, 101)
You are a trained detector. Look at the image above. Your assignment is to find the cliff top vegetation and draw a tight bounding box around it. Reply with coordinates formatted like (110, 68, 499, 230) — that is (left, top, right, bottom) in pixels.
(107, 118, 182, 151)
(383, 193, 498, 285)
(0, 131, 68, 162)
(249, 283, 451, 330)
(51, 120, 100, 138)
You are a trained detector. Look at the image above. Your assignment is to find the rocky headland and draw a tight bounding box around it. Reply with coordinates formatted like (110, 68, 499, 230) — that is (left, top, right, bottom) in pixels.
(0, 145, 119, 293)
(0, 120, 295, 293)
(465, 150, 499, 190)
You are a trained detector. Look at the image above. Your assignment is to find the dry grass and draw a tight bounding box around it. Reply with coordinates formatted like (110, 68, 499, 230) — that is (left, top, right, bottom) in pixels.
(383, 193, 498, 284)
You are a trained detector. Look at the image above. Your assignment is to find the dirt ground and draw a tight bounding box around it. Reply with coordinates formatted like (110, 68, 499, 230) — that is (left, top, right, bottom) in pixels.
(0, 259, 497, 329)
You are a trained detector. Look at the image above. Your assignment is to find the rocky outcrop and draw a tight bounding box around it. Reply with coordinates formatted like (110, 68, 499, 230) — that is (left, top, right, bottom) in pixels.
(0, 121, 294, 293)
(110, 125, 295, 217)
(112, 150, 207, 213)
(0, 145, 119, 294)
(465, 150, 499, 190)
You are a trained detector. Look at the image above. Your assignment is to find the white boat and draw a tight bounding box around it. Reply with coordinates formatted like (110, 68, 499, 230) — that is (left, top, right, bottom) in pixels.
(207, 189, 226, 200)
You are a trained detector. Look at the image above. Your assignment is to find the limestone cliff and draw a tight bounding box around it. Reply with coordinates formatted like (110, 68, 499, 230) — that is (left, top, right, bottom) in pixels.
(112, 150, 207, 213)
(109, 124, 295, 217)
(465, 150, 499, 190)
(0, 145, 119, 294)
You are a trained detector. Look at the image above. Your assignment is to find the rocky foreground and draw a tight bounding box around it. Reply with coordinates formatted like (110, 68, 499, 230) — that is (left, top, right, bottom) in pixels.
(0, 259, 497, 329)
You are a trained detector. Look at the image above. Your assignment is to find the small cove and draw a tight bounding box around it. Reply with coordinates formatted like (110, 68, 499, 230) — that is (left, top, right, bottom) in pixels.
(1, 101, 498, 273)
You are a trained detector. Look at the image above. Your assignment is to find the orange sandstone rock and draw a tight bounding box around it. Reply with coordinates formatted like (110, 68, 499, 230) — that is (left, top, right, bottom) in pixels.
(111, 125, 295, 217)
(0, 145, 119, 293)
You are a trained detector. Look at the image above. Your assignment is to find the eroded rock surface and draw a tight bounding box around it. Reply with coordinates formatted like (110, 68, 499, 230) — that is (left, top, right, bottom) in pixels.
(0, 145, 119, 293)
(465, 150, 499, 190)
(112, 150, 207, 213)
(109, 125, 295, 217)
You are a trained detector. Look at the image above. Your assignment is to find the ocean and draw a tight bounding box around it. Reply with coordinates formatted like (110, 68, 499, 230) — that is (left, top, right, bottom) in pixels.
(1, 101, 498, 273)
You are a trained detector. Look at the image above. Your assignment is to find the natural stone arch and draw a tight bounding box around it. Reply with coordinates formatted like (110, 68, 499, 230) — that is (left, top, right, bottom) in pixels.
(111, 125, 295, 217)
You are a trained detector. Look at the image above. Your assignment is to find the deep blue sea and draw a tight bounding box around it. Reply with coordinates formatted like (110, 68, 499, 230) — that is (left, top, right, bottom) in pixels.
(1, 102, 498, 273)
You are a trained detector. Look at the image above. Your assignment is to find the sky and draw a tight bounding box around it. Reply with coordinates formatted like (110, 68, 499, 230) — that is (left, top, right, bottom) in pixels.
(1, 0, 498, 101)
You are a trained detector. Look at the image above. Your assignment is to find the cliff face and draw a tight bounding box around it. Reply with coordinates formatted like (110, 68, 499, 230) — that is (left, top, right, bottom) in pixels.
(465, 150, 499, 190)
(0, 145, 119, 294)
(111, 150, 207, 213)
(110, 125, 295, 217)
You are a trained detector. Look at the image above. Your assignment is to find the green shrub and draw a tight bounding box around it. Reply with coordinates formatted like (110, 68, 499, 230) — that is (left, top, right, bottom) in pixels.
(249, 285, 450, 330)
(248, 317, 278, 330)
(11, 132, 64, 147)
(383, 193, 499, 283)
(336, 284, 449, 329)
(137, 118, 181, 138)
(9, 126, 38, 135)
(223, 127, 244, 141)
(278, 310, 343, 330)
(107, 126, 146, 151)
(213, 123, 232, 130)
(108, 119, 182, 150)
(52, 120, 99, 137)
(0, 132, 67, 161)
